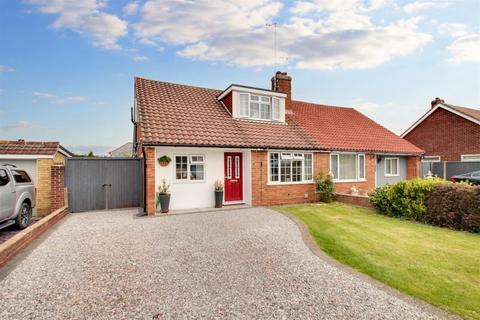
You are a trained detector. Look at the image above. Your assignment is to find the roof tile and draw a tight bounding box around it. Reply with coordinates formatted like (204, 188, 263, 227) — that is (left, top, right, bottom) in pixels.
(0, 140, 60, 155)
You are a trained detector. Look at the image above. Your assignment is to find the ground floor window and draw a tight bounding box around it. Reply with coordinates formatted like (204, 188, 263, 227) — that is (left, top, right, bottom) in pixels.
(461, 154, 480, 162)
(385, 157, 399, 176)
(175, 155, 205, 181)
(330, 153, 366, 181)
(269, 152, 313, 183)
(422, 156, 441, 162)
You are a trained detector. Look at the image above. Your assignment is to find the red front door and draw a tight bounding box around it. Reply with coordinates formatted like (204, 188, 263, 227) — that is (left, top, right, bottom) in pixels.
(224, 153, 243, 202)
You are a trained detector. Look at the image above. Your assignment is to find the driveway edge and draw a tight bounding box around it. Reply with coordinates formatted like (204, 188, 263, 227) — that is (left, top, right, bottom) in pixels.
(272, 207, 459, 320)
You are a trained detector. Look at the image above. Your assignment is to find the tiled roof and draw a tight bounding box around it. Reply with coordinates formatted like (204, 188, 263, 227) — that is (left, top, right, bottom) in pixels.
(135, 78, 320, 150)
(135, 77, 423, 154)
(290, 101, 424, 154)
(444, 103, 480, 122)
(0, 140, 60, 155)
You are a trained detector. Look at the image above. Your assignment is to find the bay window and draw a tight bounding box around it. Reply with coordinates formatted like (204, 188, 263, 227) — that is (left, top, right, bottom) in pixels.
(269, 152, 313, 183)
(330, 153, 366, 181)
(175, 155, 205, 181)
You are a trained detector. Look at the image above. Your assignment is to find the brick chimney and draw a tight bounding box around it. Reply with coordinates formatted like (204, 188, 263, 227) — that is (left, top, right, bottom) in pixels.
(431, 97, 445, 108)
(271, 71, 292, 110)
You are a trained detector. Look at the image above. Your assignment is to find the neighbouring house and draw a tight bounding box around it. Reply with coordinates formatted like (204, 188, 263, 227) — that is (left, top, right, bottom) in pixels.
(109, 142, 133, 158)
(0, 140, 73, 216)
(133, 72, 423, 214)
(402, 98, 480, 162)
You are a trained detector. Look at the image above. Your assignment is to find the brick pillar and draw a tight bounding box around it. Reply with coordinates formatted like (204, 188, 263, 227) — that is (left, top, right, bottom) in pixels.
(406, 156, 420, 179)
(51, 165, 65, 211)
(145, 147, 156, 216)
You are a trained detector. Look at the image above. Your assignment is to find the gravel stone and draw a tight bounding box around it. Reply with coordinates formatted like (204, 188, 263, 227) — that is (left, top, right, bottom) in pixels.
(0, 208, 449, 319)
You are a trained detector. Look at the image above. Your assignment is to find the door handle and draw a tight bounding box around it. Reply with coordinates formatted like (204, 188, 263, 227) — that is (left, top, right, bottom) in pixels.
(12, 190, 16, 193)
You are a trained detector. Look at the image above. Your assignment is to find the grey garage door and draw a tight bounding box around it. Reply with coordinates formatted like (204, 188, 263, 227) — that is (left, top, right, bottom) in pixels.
(65, 158, 143, 213)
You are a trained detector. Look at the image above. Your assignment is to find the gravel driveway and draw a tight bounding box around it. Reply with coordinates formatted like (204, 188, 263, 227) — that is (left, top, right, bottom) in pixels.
(0, 208, 450, 319)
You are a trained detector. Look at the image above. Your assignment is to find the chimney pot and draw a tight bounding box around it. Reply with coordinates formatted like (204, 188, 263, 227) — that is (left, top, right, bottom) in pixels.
(431, 97, 445, 108)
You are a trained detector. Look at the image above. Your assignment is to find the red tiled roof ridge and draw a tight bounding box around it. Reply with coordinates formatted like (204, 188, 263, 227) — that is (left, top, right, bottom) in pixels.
(135, 76, 222, 93)
(292, 99, 355, 110)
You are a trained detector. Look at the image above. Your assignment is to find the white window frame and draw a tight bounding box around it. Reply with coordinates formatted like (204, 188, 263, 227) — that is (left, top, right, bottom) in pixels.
(268, 151, 314, 185)
(330, 153, 366, 182)
(237, 93, 281, 122)
(422, 156, 441, 163)
(461, 154, 480, 162)
(385, 157, 399, 177)
(174, 154, 206, 183)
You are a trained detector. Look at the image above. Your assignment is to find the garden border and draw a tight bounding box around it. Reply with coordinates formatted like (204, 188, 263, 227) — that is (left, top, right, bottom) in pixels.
(0, 206, 68, 268)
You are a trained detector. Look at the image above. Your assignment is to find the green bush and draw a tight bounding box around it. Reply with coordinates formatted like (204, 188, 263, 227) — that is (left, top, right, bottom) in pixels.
(369, 178, 450, 220)
(315, 172, 335, 203)
(425, 184, 480, 233)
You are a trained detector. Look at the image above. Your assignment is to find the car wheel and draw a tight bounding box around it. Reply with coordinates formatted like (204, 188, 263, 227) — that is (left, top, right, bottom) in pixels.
(15, 202, 32, 229)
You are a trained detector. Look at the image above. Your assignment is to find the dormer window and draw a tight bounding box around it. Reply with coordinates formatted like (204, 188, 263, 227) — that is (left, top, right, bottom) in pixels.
(217, 84, 286, 123)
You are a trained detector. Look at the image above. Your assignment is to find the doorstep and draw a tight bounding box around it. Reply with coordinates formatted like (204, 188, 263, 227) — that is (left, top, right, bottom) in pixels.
(155, 204, 251, 217)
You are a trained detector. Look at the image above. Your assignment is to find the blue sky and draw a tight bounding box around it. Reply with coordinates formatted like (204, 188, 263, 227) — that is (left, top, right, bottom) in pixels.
(0, 0, 479, 155)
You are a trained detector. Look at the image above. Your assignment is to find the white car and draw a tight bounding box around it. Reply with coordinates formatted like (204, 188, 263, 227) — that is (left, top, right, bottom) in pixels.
(0, 165, 36, 230)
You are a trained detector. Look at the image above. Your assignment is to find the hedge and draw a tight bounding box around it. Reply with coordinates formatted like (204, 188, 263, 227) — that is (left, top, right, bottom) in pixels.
(425, 184, 480, 233)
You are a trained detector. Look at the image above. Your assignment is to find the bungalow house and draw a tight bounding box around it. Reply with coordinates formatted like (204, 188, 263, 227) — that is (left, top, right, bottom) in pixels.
(0, 140, 73, 216)
(401, 98, 480, 162)
(133, 72, 423, 214)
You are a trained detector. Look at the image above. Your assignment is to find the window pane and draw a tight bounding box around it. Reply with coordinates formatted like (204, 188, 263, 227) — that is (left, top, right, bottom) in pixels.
(280, 159, 291, 182)
(190, 164, 204, 180)
(358, 155, 365, 179)
(260, 103, 271, 120)
(292, 160, 302, 182)
(260, 96, 270, 103)
(331, 154, 339, 179)
(250, 102, 260, 118)
(239, 94, 249, 116)
(235, 156, 240, 178)
(176, 156, 188, 180)
(392, 159, 398, 175)
(304, 154, 313, 180)
(190, 155, 204, 163)
(227, 156, 232, 178)
(0, 169, 9, 186)
(272, 98, 280, 120)
(250, 95, 259, 101)
(12, 170, 31, 183)
(339, 154, 357, 180)
(270, 153, 279, 182)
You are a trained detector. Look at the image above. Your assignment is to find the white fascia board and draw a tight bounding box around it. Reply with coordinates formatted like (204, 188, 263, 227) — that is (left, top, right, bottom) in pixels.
(0, 154, 54, 159)
(217, 85, 286, 100)
(401, 104, 480, 138)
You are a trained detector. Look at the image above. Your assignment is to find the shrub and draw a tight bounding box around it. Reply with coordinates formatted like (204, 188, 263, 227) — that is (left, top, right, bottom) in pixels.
(425, 184, 480, 233)
(315, 171, 335, 203)
(369, 178, 449, 220)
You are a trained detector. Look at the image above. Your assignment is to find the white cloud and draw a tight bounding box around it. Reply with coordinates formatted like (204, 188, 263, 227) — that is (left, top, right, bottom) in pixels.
(132, 55, 149, 62)
(32, 91, 88, 104)
(123, 1, 139, 15)
(404, 1, 436, 13)
(0, 120, 38, 132)
(26, 0, 127, 50)
(291, 0, 389, 15)
(0, 65, 14, 73)
(437, 22, 468, 38)
(448, 34, 480, 63)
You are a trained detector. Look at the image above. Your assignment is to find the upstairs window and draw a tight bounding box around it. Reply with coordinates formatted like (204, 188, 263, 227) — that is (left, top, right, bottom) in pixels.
(237, 93, 281, 122)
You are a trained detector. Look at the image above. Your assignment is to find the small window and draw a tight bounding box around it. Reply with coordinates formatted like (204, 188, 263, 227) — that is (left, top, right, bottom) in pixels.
(12, 170, 31, 183)
(461, 154, 480, 162)
(385, 158, 399, 176)
(175, 155, 205, 181)
(175, 156, 188, 180)
(0, 169, 10, 186)
(190, 155, 204, 164)
(358, 154, 365, 179)
(280, 152, 292, 160)
(272, 98, 280, 120)
(189, 155, 205, 181)
(239, 93, 249, 117)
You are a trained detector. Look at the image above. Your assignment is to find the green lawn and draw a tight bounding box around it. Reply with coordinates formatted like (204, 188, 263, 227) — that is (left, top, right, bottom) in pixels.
(277, 203, 480, 320)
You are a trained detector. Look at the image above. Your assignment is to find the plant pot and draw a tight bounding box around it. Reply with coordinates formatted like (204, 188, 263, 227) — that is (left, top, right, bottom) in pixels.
(215, 191, 223, 208)
(159, 161, 169, 167)
(159, 194, 171, 213)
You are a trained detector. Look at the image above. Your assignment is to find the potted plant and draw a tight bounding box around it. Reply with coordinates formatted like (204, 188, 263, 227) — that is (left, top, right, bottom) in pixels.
(157, 155, 171, 167)
(156, 179, 171, 213)
(214, 180, 223, 208)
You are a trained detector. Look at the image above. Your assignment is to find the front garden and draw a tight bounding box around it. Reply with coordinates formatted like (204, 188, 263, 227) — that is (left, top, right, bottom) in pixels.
(277, 203, 480, 319)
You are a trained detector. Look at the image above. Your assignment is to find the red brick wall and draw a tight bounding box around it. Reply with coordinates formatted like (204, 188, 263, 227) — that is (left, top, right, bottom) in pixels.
(221, 92, 233, 114)
(404, 108, 480, 161)
(51, 165, 65, 211)
(406, 156, 420, 179)
(335, 194, 373, 208)
(145, 147, 156, 216)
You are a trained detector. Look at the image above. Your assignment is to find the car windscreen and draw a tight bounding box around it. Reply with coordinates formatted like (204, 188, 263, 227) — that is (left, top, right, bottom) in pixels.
(0, 169, 10, 186)
(12, 170, 32, 183)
